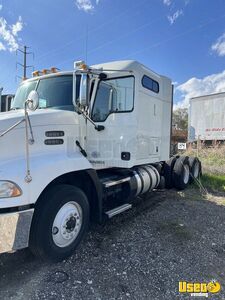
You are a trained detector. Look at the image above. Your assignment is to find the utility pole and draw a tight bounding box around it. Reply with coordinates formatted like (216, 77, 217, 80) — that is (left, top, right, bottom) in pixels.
(0, 87, 3, 112)
(16, 45, 34, 81)
(23, 45, 27, 79)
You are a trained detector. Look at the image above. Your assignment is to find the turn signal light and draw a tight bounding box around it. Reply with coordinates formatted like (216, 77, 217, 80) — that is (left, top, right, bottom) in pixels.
(32, 67, 59, 77)
(51, 67, 58, 73)
(74, 60, 88, 70)
(32, 70, 40, 77)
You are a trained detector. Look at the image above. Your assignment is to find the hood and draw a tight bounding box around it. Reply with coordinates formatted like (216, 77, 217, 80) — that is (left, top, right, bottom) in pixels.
(0, 109, 79, 133)
(0, 108, 80, 163)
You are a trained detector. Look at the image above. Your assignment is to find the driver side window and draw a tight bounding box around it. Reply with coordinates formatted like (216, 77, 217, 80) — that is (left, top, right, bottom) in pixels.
(92, 76, 134, 122)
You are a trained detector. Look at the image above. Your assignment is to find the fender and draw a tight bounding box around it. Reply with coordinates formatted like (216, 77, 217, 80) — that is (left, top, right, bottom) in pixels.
(0, 151, 96, 209)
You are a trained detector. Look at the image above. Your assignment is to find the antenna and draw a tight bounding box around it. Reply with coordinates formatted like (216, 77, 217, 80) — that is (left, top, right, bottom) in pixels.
(85, 25, 89, 64)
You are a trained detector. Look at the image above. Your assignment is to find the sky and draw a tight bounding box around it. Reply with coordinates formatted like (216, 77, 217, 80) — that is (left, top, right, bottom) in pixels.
(0, 0, 225, 108)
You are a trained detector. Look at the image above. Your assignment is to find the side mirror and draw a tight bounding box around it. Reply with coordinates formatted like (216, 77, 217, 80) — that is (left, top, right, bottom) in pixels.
(26, 90, 39, 111)
(78, 74, 88, 107)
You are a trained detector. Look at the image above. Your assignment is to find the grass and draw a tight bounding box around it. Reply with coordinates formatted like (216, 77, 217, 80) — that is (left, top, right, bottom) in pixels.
(200, 173, 225, 193)
(180, 146, 225, 194)
(184, 146, 225, 175)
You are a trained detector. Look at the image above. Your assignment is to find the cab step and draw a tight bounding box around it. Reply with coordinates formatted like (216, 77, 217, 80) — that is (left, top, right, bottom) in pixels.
(105, 203, 132, 218)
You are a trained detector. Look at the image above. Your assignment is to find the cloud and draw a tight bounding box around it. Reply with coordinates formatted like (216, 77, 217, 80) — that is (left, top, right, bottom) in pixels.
(0, 41, 6, 50)
(163, 0, 172, 6)
(174, 70, 225, 109)
(168, 9, 183, 25)
(75, 0, 99, 12)
(211, 32, 225, 57)
(11, 16, 23, 36)
(164, 1, 190, 25)
(0, 16, 23, 52)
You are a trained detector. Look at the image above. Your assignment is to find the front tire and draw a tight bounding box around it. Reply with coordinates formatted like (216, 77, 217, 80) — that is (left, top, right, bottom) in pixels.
(29, 184, 90, 262)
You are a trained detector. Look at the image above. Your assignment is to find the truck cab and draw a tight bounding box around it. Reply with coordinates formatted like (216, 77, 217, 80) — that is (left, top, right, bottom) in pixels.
(0, 60, 200, 261)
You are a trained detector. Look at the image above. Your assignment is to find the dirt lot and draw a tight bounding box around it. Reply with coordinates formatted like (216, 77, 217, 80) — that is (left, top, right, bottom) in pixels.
(0, 187, 225, 300)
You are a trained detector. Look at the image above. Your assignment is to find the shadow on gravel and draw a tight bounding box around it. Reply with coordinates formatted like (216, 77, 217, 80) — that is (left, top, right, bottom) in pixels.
(0, 187, 225, 300)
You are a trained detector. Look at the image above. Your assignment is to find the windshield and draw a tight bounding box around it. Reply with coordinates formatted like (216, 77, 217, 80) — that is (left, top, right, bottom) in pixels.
(12, 75, 79, 111)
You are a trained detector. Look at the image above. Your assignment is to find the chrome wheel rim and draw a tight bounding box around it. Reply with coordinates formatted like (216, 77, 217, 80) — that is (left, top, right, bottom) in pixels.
(183, 164, 190, 184)
(52, 201, 82, 248)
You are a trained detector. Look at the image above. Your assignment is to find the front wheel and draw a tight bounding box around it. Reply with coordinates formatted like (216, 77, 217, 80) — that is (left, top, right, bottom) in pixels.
(29, 184, 90, 262)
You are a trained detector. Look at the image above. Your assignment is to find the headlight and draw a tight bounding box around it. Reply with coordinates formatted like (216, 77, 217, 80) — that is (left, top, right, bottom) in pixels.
(0, 181, 22, 198)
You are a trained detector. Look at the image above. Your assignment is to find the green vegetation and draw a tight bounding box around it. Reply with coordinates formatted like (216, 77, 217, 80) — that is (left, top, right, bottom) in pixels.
(173, 108, 188, 130)
(185, 146, 225, 175)
(200, 173, 225, 193)
(184, 146, 225, 193)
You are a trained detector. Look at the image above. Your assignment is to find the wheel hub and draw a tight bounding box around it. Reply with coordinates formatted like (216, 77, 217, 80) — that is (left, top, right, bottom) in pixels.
(52, 201, 82, 248)
(66, 217, 76, 232)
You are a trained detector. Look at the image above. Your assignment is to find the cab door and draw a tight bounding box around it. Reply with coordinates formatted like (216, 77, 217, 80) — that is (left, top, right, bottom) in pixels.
(86, 75, 136, 169)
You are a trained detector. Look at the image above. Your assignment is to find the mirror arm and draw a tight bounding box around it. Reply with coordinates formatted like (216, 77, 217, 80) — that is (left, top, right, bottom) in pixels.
(76, 106, 105, 132)
(0, 118, 25, 138)
(25, 101, 35, 144)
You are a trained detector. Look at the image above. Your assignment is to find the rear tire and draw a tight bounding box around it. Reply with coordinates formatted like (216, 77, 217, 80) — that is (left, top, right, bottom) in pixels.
(29, 184, 90, 262)
(164, 156, 178, 188)
(172, 156, 190, 190)
(188, 157, 202, 183)
(157, 175, 166, 190)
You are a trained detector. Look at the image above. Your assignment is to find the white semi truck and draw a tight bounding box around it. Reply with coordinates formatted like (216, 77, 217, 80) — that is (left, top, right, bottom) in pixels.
(0, 60, 201, 261)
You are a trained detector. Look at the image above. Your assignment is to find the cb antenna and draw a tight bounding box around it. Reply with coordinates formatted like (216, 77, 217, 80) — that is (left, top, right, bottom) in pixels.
(85, 25, 89, 64)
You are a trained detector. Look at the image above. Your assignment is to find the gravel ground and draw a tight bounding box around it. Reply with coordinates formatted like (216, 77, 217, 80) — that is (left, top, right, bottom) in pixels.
(0, 187, 225, 300)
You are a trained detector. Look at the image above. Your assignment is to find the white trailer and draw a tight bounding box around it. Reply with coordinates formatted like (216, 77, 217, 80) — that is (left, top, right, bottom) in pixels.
(0, 93, 14, 112)
(0, 60, 201, 261)
(189, 92, 225, 142)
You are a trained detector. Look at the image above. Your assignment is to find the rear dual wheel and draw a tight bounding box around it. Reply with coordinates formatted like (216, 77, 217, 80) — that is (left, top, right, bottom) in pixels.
(188, 157, 202, 183)
(164, 156, 178, 188)
(164, 156, 201, 190)
(172, 156, 190, 190)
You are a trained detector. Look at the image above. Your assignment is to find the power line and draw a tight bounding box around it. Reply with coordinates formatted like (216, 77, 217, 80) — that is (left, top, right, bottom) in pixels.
(56, 13, 162, 67)
(36, 0, 149, 63)
(124, 13, 225, 59)
(57, 12, 225, 69)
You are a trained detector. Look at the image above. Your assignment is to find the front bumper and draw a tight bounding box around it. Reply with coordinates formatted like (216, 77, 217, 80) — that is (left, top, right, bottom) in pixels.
(0, 208, 34, 254)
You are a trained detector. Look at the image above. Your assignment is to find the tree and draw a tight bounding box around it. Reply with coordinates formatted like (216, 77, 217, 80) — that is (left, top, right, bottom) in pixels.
(173, 108, 188, 131)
